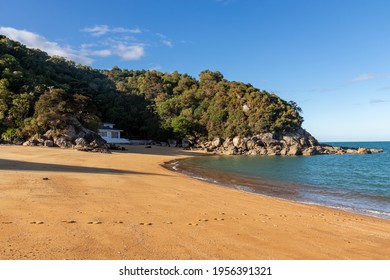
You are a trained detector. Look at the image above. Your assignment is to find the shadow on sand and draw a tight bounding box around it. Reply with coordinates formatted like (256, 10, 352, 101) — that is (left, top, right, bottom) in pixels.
(113, 145, 212, 158)
(0, 158, 160, 176)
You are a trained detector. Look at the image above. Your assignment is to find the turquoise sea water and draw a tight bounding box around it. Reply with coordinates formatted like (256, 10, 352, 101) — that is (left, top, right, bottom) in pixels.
(170, 142, 390, 219)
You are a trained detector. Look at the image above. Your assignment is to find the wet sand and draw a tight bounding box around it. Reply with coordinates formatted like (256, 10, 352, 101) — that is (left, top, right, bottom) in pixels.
(0, 145, 389, 259)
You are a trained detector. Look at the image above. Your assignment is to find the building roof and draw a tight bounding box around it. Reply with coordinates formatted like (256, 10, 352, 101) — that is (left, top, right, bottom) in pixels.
(98, 128, 123, 132)
(99, 122, 116, 129)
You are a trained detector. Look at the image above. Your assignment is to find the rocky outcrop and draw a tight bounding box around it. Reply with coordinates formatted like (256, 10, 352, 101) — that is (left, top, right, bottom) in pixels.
(22, 117, 108, 152)
(195, 129, 384, 156)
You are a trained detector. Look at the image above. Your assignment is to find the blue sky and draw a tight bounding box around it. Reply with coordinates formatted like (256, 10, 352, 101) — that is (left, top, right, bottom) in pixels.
(1, 0, 390, 141)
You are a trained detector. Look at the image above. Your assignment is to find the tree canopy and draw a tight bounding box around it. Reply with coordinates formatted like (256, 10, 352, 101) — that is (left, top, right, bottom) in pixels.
(0, 35, 303, 143)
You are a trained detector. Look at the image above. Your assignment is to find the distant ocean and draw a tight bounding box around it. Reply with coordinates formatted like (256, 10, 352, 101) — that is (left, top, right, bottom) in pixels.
(167, 142, 390, 220)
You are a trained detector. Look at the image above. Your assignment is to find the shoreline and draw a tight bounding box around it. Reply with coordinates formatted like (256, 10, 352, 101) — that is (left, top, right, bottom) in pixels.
(163, 156, 390, 221)
(1, 145, 390, 259)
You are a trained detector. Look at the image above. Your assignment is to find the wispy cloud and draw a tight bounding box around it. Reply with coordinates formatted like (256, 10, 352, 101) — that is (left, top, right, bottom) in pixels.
(1, 25, 170, 65)
(378, 86, 390, 91)
(1, 26, 145, 63)
(88, 37, 146, 61)
(352, 73, 376, 82)
(81, 25, 141, 37)
(161, 39, 173, 48)
(91, 49, 112, 57)
(156, 33, 173, 48)
(0, 26, 93, 64)
(370, 99, 390, 104)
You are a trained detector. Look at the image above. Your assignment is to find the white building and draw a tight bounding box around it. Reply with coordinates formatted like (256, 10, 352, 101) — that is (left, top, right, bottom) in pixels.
(98, 123, 130, 144)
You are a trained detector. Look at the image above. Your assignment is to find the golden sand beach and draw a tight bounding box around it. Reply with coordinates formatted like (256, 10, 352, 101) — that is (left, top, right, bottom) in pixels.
(0, 145, 389, 259)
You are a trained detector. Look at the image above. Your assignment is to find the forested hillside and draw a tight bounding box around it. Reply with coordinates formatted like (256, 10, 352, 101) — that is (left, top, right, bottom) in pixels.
(0, 35, 304, 143)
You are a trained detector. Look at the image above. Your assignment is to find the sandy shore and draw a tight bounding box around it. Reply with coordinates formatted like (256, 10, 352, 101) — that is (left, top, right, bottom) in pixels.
(0, 145, 389, 260)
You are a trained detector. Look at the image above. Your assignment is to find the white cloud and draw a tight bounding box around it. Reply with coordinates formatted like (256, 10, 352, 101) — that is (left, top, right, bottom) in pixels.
(161, 39, 173, 48)
(0, 26, 93, 64)
(81, 25, 142, 37)
(352, 73, 376, 82)
(81, 25, 110, 36)
(1, 26, 173, 65)
(115, 44, 144, 60)
(113, 27, 141, 34)
(92, 49, 112, 57)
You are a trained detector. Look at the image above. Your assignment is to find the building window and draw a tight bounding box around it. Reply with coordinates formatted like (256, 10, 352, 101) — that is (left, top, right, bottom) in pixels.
(111, 131, 119, 138)
(99, 131, 107, 137)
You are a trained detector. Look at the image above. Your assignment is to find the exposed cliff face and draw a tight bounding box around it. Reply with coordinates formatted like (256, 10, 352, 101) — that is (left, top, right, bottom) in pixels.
(195, 129, 383, 156)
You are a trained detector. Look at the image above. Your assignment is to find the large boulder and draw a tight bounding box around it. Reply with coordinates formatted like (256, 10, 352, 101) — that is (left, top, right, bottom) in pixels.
(232, 136, 241, 147)
(84, 131, 106, 147)
(242, 104, 251, 113)
(302, 147, 319, 156)
(257, 132, 274, 142)
(223, 138, 232, 148)
(287, 145, 302, 156)
(167, 139, 177, 147)
(54, 136, 72, 148)
(224, 146, 238, 155)
(44, 140, 54, 147)
(75, 137, 89, 148)
(63, 126, 77, 141)
(370, 148, 384, 153)
(357, 147, 371, 154)
(181, 138, 191, 148)
(212, 137, 222, 147)
(246, 139, 256, 150)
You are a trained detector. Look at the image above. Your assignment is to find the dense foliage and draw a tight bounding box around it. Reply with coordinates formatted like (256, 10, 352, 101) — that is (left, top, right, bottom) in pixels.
(0, 35, 303, 142)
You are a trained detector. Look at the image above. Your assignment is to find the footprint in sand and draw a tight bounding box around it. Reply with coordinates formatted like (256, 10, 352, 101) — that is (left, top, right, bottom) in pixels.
(114, 221, 124, 224)
(163, 221, 173, 224)
(30, 221, 44, 224)
(61, 220, 77, 224)
(198, 219, 209, 222)
(188, 223, 198, 226)
(139, 222, 152, 226)
(1, 222, 13, 224)
(213, 218, 225, 221)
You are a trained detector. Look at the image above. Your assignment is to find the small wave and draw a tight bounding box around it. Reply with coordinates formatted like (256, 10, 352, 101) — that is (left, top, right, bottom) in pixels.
(234, 185, 255, 193)
(168, 161, 179, 171)
(302, 202, 390, 219)
(363, 209, 390, 218)
(192, 175, 210, 181)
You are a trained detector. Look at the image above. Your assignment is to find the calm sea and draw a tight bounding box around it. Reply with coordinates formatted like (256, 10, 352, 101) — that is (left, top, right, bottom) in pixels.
(168, 142, 390, 220)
